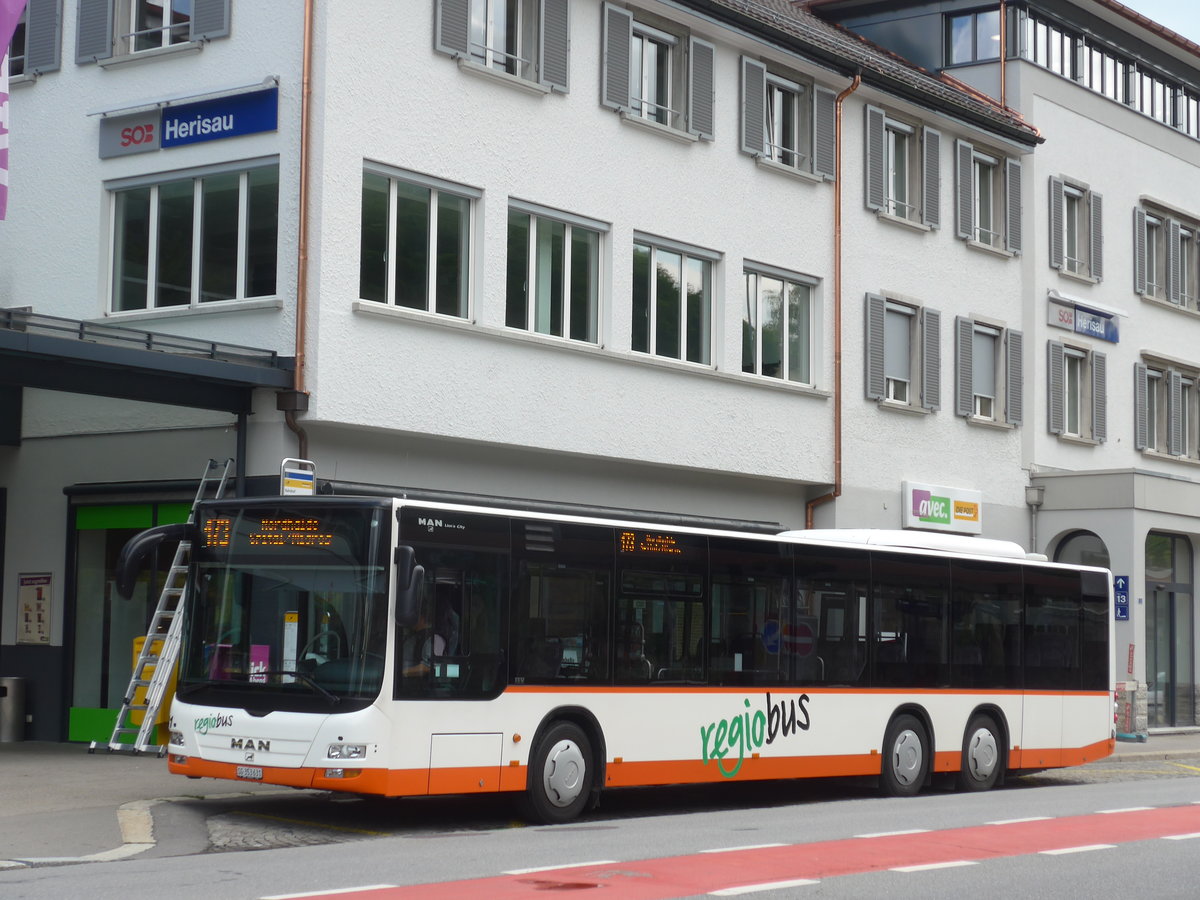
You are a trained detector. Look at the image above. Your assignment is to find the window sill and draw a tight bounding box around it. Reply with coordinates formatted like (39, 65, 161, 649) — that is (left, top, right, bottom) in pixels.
(1142, 448, 1200, 467)
(106, 297, 283, 322)
(97, 42, 202, 68)
(618, 111, 699, 145)
(353, 301, 831, 398)
(456, 58, 552, 96)
(965, 415, 1014, 430)
(754, 155, 823, 185)
(876, 210, 931, 233)
(6, 72, 37, 87)
(1055, 432, 1099, 446)
(877, 399, 931, 416)
(965, 238, 1015, 259)
(1140, 294, 1200, 317)
(1056, 267, 1100, 286)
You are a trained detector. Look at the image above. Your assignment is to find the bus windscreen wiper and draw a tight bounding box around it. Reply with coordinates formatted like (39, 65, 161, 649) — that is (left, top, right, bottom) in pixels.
(257, 670, 341, 704)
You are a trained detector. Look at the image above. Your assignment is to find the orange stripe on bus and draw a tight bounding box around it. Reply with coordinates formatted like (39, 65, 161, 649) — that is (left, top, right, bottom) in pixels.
(169, 736, 1114, 798)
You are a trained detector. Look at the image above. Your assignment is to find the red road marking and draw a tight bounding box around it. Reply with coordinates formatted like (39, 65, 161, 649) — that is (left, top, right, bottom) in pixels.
(263, 804, 1200, 899)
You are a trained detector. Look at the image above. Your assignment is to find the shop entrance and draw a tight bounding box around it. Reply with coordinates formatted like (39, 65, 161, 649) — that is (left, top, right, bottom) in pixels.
(1145, 532, 1196, 728)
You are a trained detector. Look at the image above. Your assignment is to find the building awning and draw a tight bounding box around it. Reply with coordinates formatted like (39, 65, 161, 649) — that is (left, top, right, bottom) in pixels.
(0, 308, 295, 420)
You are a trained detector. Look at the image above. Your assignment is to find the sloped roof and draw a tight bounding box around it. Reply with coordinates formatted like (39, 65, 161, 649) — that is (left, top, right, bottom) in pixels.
(683, 0, 1042, 145)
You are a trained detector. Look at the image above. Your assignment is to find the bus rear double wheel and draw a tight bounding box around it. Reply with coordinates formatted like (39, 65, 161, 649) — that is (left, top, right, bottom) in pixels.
(523, 721, 595, 824)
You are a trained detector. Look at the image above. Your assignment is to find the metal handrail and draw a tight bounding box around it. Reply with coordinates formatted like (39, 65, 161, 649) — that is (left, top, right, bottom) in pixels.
(0, 307, 289, 370)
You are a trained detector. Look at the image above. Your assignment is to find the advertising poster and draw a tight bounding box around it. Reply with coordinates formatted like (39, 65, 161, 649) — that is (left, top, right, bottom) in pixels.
(17, 573, 52, 644)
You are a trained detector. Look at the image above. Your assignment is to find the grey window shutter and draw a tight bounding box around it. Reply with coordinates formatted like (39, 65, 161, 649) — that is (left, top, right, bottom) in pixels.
(688, 37, 715, 140)
(864, 105, 885, 211)
(1047, 341, 1065, 434)
(1089, 191, 1103, 280)
(1168, 370, 1183, 455)
(435, 0, 469, 56)
(1092, 350, 1107, 443)
(812, 86, 837, 179)
(955, 140, 974, 240)
(76, 0, 112, 62)
(954, 316, 974, 417)
(922, 127, 941, 229)
(1005, 329, 1024, 425)
(539, 0, 570, 92)
(190, 0, 230, 41)
(23, 0, 62, 73)
(1167, 219, 1182, 303)
(1133, 208, 1147, 294)
(1134, 362, 1149, 450)
(1048, 177, 1064, 269)
(600, 3, 632, 111)
(1005, 157, 1023, 254)
(865, 293, 886, 400)
(921, 308, 941, 411)
(740, 57, 766, 156)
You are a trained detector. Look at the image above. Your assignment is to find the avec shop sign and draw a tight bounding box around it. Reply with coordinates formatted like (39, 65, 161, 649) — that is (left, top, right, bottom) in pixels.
(901, 480, 982, 535)
(99, 87, 278, 159)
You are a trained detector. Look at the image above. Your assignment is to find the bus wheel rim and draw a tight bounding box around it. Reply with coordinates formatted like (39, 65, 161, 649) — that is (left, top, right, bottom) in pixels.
(543, 739, 586, 808)
(892, 729, 923, 786)
(967, 727, 998, 780)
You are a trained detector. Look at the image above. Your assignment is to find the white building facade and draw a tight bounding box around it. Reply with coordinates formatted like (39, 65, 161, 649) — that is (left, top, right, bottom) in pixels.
(3, 0, 1122, 741)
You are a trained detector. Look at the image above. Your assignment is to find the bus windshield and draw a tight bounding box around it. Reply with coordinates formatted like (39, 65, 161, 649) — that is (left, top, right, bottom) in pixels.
(177, 501, 391, 712)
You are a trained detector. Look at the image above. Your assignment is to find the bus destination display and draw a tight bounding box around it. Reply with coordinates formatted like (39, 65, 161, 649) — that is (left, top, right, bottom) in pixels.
(619, 531, 683, 556)
(202, 516, 336, 549)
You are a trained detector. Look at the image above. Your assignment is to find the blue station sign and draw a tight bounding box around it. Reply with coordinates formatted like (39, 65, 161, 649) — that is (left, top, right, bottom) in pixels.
(99, 87, 278, 159)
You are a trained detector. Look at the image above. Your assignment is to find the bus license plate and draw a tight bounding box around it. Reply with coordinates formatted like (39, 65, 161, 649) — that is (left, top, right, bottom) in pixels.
(236, 766, 263, 780)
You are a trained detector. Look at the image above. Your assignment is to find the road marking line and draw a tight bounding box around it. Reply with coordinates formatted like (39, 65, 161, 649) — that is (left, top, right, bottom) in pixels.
(891, 860, 978, 873)
(987, 817, 1053, 825)
(502, 860, 617, 875)
(855, 829, 929, 838)
(700, 844, 788, 853)
(1163, 832, 1200, 840)
(709, 878, 821, 895)
(1171, 762, 1200, 773)
(260, 888, 397, 900)
(1097, 807, 1153, 814)
(1040, 844, 1116, 855)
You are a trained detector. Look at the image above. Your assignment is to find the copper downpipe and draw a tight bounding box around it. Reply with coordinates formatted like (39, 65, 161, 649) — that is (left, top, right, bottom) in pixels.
(805, 71, 861, 529)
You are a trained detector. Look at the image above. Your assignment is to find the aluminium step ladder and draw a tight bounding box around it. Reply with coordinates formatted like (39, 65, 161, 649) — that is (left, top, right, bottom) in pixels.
(92, 458, 233, 755)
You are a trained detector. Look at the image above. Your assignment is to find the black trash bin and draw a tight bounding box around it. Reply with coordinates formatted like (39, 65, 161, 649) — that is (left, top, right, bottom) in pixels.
(0, 676, 27, 742)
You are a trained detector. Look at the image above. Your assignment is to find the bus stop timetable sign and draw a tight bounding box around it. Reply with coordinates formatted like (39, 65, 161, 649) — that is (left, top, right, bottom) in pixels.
(280, 458, 316, 496)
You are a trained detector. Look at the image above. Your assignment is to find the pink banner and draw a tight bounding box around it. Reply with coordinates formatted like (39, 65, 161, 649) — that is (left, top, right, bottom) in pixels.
(1, 0, 28, 220)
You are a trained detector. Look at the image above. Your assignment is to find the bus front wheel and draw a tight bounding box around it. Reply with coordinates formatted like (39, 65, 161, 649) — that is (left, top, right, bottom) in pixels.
(881, 714, 929, 797)
(956, 713, 1002, 792)
(523, 721, 594, 824)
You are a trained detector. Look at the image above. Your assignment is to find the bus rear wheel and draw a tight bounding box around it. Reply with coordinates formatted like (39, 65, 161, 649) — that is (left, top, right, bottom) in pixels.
(956, 714, 1002, 792)
(881, 714, 929, 797)
(523, 721, 594, 824)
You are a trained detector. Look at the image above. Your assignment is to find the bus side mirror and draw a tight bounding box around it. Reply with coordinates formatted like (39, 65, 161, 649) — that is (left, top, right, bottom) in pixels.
(395, 545, 425, 626)
(115, 523, 195, 600)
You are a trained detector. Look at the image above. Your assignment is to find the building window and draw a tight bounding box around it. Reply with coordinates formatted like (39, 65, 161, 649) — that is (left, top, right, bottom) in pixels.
(1135, 208, 1198, 306)
(741, 56, 836, 178)
(1047, 340, 1106, 442)
(632, 236, 714, 364)
(954, 318, 1023, 424)
(742, 267, 814, 385)
(1136, 362, 1200, 458)
(6, 6, 26, 75)
(1049, 177, 1102, 280)
(602, 5, 714, 139)
(434, 0, 570, 92)
(865, 106, 940, 227)
(956, 140, 1021, 253)
(946, 8, 1001, 65)
(505, 204, 603, 343)
(110, 162, 279, 312)
(77, 0, 230, 63)
(6, 0, 63, 77)
(865, 294, 940, 411)
(359, 168, 477, 318)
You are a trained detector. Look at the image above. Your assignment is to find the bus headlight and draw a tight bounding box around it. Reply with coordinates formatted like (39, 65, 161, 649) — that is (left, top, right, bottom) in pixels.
(327, 743, 367, 760)
(169, 731, 186, 747)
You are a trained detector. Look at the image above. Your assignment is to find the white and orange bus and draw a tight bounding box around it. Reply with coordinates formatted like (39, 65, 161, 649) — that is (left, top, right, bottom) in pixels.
(132, 497, 1114, 823)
